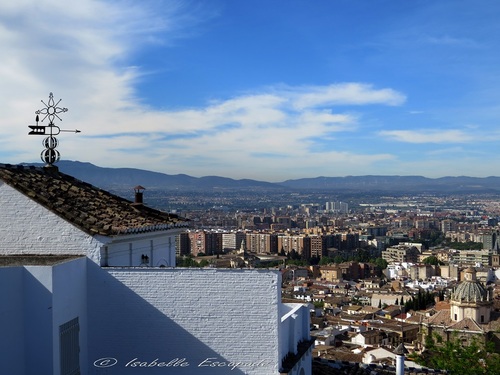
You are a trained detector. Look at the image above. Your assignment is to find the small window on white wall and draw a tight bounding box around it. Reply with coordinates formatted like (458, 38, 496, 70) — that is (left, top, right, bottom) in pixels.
(60, 317, 80, 375)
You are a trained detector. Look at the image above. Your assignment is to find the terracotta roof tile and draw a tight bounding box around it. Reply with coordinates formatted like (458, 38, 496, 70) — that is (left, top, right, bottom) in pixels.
(424, 309, 452, 326)
(0, 164, 188, 236)
(447, 317, 483, 332)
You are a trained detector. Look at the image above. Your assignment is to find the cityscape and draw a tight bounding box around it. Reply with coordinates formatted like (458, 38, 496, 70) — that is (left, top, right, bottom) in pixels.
(106, 178, 500, 374)
(2, 1, 500, 374)
(168, 187, 500, 373)
(4, 158, 500, 374)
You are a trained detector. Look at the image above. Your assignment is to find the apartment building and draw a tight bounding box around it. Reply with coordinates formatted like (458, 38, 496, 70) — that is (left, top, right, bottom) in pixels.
(222, 231, 245, 251)
(246, 232, 278, 254)
(382, 244, 420, 263)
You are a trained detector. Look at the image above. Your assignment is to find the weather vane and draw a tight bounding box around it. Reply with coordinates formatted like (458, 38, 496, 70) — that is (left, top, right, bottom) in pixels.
(28, 92, 80, 166)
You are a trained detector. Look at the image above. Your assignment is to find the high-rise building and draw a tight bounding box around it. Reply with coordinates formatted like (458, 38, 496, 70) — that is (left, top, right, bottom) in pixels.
(188, 230, 206, 255)
(176, 231, 190, 256)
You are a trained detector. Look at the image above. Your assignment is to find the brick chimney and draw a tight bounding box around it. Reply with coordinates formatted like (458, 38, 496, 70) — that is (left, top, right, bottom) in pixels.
(133, 185, 145, 205)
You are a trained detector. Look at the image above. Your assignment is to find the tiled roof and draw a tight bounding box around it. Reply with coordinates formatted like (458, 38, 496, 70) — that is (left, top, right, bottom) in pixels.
(424, 309, 452, 326)
(0, 255, 84, 266)
(0, 164, 188, 236)
(447, 317, 483, 332)
(405, 314, 424, 324)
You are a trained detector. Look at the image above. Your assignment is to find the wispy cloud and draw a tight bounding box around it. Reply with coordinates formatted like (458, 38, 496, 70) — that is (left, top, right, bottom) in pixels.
(0, 1, 418, 181)
(290, 83, 406, 110)
(3, 0, 500, 180)
(425, 35, 480, 48)
(379, 129, 475, 144)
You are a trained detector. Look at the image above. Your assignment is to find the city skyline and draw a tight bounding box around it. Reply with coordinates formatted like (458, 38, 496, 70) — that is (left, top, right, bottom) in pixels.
(2, 1, 500, 182)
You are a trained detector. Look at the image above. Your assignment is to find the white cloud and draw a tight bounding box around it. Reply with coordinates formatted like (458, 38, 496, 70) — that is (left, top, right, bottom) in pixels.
(291, 83, 406, 110)
(379, 129, 474, 144)
(0, 0, 422, 181)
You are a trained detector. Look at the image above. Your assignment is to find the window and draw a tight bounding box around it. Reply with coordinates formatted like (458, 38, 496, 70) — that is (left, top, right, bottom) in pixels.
(60, 317, 80, 375)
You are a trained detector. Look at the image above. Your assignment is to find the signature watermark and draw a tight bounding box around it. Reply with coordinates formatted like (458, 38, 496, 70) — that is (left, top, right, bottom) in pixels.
(93, 357, 269, 371)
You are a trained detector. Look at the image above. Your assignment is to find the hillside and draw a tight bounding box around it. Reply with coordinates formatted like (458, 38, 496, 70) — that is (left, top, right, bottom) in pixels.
(24, 160, 500, 194)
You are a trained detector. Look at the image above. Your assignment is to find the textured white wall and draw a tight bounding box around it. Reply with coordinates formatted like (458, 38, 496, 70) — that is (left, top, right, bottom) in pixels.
(104, 231, 179, 267)
(0, 183, 104, 261)
(0, 183, 181, 266)
(88, 266, 281, 374)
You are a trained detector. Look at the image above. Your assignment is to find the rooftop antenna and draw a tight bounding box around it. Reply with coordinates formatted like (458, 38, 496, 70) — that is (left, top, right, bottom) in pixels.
(28, 92, 80, 166)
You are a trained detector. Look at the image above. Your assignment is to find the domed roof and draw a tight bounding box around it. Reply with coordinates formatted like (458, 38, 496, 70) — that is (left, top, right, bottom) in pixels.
(451, 280, 488, 303)
(451, 268, 489, 303)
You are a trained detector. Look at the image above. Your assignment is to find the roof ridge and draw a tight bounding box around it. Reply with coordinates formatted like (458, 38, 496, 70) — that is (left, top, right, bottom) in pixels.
(0, 163, 188, 236)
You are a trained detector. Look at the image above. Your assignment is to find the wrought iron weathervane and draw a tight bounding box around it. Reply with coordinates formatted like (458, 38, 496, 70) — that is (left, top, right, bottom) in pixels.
(28, 92, 81, 166)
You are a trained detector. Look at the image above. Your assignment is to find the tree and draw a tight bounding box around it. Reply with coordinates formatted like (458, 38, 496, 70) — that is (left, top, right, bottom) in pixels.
(313, 301, 324, 309)
(373, 257, 388, 277)
(176, 256, 200, 267)
(410, 333, 500, 375)
(319, 256, 335, 265)
(288, 249, 301, 261)
(423, 255, 441, 265)
(198, 259, 210, 267)
(333, 255, 345, 264)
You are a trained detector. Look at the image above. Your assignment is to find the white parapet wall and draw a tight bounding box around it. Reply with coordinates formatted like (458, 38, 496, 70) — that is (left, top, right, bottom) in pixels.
(87, 265, 294, 375)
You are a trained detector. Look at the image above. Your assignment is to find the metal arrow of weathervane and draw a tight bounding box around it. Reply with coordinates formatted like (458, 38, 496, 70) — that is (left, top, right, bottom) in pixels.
(28, 92, 81, 166)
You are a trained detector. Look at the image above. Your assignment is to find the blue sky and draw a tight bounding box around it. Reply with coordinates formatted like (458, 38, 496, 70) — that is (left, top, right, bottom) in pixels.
(1, 0, 500, 182)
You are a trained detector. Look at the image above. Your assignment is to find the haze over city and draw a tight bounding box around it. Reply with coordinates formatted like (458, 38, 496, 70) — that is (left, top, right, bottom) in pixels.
(2, 0, 500, 182)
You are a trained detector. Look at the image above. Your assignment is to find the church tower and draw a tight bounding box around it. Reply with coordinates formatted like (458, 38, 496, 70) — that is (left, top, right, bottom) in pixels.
(449, 267, 493, 324)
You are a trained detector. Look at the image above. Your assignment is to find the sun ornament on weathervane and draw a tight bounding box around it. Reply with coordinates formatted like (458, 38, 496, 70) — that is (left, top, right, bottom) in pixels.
(28, 92, 81, 166)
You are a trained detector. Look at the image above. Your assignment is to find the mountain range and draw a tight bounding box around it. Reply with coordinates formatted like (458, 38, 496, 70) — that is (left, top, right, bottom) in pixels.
(26, 160, 500, 194)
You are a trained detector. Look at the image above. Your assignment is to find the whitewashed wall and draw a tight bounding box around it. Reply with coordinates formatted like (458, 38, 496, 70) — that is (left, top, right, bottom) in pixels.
(52, 257, 88, 375)
(279, 303, 312, 375)
(24, 265, 54, 375)
(102, 231, 179, 267)
(87, 266, 281, 375)
(0, 183, 104, 261)
(0, 267, 25, 374)
(0, 258, 88, 375)
(0, 183, 181, 267)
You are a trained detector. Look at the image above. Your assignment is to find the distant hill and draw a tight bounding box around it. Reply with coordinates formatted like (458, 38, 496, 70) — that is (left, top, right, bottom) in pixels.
(27, 161, 279, 191)
(278, 175, 500, 193)
(24, 160, 500, 194)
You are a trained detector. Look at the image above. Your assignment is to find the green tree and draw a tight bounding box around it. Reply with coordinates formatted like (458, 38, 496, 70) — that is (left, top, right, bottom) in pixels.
(410, 333, 500, 375)
(198, 259, 210, 267)
(423, 255, 441, 265)
(372, 257, 388, 277)
(333, 255, 345, 264)
(444, 240, 483, 250)
(313, 301, 324, 309)
(176, 256, 200, 267)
